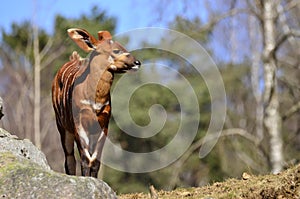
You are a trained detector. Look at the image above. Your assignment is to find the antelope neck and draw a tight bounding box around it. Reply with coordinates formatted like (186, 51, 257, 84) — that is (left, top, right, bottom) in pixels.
(81, 55, 113, 110)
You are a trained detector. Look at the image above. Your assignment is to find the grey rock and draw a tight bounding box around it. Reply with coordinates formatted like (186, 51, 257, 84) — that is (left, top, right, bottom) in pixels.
(0, 128, 118, 199)
(0, 128, 50, 170)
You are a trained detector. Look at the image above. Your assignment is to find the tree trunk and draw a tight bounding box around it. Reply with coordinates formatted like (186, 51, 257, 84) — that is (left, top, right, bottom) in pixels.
(262, 0, 283, 174)
(248, 14, 264, 142)
(33, 24, 41, 149)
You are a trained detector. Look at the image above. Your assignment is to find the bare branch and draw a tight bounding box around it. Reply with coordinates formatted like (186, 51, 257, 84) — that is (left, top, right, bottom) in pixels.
(236, 150, 264, 172)
(40, 46, 66, 70)
(168, 128, 261, 189)
(200, 8, 258, 31)
(246, 0, 264, 20)
(40, 38, 54, 62)
(277, 56, 299, 69)
(276, 2, 300, 52)
(282, 0, 300, 13)
(282, 101, 300, 121)
(275, 29, 300, 53)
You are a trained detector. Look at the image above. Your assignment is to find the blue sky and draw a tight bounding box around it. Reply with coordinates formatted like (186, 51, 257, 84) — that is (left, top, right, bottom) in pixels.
(1, 0, 147, 34)
(1, 0, 207, 35)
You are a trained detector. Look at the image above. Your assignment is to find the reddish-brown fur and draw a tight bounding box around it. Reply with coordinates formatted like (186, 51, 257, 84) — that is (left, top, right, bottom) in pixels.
(52, 28, 140, 177)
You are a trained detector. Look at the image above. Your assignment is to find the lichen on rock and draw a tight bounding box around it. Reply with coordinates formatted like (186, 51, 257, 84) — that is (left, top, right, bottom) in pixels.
(0, 128, 50, 170)
(0, 128, 117, 199)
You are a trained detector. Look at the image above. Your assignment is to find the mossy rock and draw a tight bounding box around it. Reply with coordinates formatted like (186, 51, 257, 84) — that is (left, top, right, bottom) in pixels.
(0, 128, 49, 170)
(0, 128, 117, 199)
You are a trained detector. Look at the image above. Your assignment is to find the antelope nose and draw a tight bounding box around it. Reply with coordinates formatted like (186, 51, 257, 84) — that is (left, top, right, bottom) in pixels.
(134, 60, 141, 66)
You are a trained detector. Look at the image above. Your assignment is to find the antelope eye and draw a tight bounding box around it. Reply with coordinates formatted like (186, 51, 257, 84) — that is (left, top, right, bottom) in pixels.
(113, 49, 122, 54)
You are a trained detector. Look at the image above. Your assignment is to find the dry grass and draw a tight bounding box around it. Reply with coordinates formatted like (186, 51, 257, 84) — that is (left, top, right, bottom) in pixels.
(119, 164, 300, 199)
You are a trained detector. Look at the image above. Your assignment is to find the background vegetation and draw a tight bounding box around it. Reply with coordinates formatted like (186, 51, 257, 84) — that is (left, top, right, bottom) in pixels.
(0, 0, 299, 194)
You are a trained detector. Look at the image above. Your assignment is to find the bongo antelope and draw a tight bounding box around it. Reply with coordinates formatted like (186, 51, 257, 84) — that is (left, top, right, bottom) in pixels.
(52, 28, 141, 177)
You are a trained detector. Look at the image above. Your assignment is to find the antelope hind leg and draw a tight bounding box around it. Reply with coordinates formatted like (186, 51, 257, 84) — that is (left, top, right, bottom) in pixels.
(60, 129, 76, 175)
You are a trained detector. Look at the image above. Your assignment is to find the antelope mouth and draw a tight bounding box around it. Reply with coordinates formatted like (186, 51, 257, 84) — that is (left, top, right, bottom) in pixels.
(111, 60, 141, 73)
(129, 60, 141, 71)
(130, 65, 140, 71)
(123, 60, 141, 72)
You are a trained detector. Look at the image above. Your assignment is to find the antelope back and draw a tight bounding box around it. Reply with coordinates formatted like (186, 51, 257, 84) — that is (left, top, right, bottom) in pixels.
(52, 51, 87, 132)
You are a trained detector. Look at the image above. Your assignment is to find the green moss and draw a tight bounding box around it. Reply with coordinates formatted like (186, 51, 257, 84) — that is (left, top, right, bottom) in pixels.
(0, 151, 42, 173)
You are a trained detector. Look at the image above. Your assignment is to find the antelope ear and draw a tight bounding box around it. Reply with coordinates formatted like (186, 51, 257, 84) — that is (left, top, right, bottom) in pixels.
(98, 31, 112, 41)
(67, 28, 98, 52)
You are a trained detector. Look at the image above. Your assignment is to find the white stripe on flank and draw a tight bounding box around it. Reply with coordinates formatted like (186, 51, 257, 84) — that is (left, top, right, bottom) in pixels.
(80, 99, 109, 111)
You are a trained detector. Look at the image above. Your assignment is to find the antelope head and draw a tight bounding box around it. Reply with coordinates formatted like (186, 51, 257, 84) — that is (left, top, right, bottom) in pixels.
(67, 28, 141, 73)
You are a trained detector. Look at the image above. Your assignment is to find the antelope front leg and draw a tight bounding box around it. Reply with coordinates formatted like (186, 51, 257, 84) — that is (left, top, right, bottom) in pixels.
(80, 152, 100, 177)
(79, 128, 107, 177)
(77, 108, 105, 177)
(90, 127, 107, 177)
